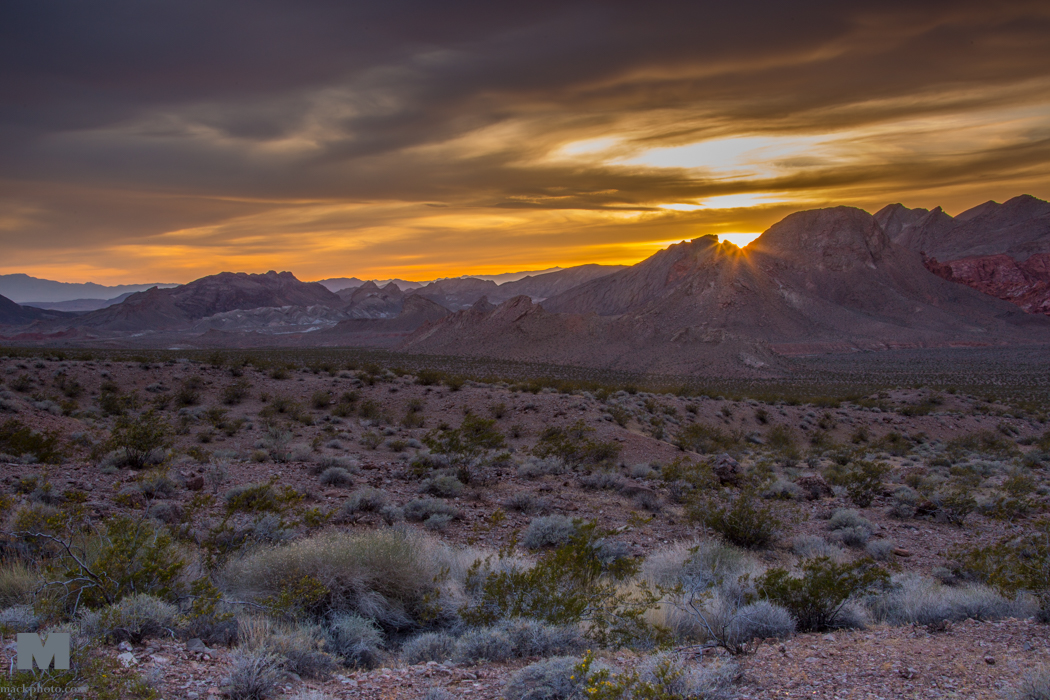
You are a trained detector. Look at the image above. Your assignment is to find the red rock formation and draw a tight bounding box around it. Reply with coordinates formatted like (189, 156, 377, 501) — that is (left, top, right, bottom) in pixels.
(923, 253, 1050, 316)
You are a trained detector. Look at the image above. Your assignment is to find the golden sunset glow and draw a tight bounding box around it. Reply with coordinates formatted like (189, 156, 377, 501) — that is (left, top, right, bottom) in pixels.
(1, 3, 1049, 284)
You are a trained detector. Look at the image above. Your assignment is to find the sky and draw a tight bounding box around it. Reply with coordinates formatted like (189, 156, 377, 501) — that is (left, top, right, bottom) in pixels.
(1, 1, 1049, 285)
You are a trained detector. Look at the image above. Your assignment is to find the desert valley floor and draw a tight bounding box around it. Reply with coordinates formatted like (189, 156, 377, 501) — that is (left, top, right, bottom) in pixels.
(0, 347, 1047, 699)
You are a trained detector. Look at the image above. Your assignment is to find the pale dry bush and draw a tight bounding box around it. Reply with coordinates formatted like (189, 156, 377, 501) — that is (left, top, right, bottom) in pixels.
(503, 656, 612, 700)
(831, 525, 871, 549)
(226, 528, 490, 630)
(499, 618, 584, 657)
(422, 689, 454, 700)
(638, 653, 740, 700)
(0, 560, 38, 607)
(326, 612, 384, 669)
(865, 539, 896, 561)
(237, 616, 339, 679)
(643, 539, 770, 646)
(225, 650, 283, 700)
(0, 604, 40, 632)
(792, 535, 846, 561)
(453, 626, 514, 664)
(225, 528, 453, 629)
(522, 515, 577, 549)
(827, 509, 873, 532)
(79, 593, 178, 643)
(867, 573, 1036, 626)
(1014, 665, 1050, 700)
(401, 631, 457, 664)
(642, 539, 761, 594)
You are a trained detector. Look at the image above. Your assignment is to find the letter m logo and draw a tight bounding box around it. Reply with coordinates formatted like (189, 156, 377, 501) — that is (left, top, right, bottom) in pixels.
(17, 632, 71, 670)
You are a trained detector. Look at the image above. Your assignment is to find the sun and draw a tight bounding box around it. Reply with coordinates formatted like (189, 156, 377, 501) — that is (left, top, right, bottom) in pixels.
(718, 233, 762, 248)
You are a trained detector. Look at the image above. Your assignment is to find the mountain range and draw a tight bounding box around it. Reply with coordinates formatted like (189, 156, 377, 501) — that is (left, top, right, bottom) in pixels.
(2, 195, 1048, 375)
(402, 206, 1048, 374)
(0, 274, 180, 305)
(875, 194, 1050, 316)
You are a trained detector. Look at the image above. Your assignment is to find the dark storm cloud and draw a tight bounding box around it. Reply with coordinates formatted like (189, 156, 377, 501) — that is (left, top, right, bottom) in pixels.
(1, 0, 1049, 280)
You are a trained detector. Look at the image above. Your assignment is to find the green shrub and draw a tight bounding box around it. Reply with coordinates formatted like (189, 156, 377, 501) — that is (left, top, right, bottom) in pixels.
(420, 475, 465, 498)
(225, 479, 300, 514)
(424, 415, 505, 466)
(222, 379, 252, 405)
(673, 423, 737, 454)
(688, 490, 783, 550)
(403, 498, 460, 523)
(607, 405, 631, 427)
(841, 461, 889, 507)
(311, 391, 333, 409)
(106, 410, 171, 470)
(416, 369, 445, 386)
(930, 487, 977, 526)
(0, 418, 63, 463)
(532, 420, 619, 469)
(954, 518, 1050, 617)
(331, 391, 359, 417)
(31, 515, 185, 613)
(766, 425, 798, 453)
(948, 430, 1020, 459)
(174, 379, 201, 407)
(569, 650, 738, 700)
(182, 577, 238, 646)
(876, 432, 911, 456)
(358, 399, 381, 419)
(99, 381, 138, 416)
(461, 523, 666, 648)
(756, 557, 888, 632)
(360, 430, 383, 450)
(660, 457, 716, 491)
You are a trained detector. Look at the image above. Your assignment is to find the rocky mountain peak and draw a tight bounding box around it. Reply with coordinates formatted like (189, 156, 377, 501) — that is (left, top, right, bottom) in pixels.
(874, 203, 930, 239)
(750, 206, 889, 269)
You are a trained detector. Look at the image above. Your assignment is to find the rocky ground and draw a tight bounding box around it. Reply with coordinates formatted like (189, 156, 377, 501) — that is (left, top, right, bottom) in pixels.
(1, 351, 1048, 699)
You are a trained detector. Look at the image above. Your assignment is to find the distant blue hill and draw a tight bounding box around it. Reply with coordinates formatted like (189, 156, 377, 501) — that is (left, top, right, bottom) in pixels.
(0, 274, 178, 303)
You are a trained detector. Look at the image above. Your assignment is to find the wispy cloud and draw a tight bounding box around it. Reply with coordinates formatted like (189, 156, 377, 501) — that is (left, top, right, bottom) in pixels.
(1, 1, 1048, 283)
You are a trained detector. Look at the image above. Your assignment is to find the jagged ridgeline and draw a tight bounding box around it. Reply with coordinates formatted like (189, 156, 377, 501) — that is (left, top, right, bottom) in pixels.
(1, 196, 1048, 378)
